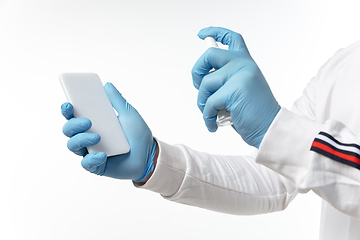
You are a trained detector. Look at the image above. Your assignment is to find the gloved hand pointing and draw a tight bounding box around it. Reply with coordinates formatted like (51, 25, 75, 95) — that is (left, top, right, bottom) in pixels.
(61, 82, 157, 182)
(192, 27, 281, 148)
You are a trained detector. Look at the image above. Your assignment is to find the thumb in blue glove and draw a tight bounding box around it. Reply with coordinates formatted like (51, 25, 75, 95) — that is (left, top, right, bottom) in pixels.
(192, 27, 281, 148)
(61, 82, 157, 182)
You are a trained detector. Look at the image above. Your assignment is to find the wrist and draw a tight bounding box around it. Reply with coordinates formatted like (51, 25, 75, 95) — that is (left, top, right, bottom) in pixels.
(256, 104, 281, 148)
(134, 139, 159, 186)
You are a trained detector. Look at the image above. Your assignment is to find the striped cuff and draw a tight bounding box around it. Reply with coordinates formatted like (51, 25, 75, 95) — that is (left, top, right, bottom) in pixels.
(310, 131, 360, 170)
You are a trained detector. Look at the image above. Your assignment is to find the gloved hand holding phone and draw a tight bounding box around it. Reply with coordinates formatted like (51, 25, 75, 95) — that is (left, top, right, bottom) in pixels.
(61, 82, 157, 183)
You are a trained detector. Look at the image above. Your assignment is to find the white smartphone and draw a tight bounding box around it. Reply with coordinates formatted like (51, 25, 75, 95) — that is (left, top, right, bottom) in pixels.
(59, 73, 130, 156)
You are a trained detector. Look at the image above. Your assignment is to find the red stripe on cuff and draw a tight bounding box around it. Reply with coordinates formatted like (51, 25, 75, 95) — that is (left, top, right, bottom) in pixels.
(312, 141, 360, 165)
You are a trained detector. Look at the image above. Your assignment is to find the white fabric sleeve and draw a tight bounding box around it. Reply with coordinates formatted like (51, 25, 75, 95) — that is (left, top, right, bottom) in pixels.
(256, 42, 360, 219)
(138, 140, 297, 215)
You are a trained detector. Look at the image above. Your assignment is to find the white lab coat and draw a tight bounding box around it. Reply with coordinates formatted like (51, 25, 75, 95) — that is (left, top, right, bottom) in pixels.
(139, 40, 360, 239)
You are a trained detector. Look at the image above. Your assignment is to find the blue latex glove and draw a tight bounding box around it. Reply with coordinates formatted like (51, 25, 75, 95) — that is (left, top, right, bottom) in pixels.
(192, 27, 281, 148)
(61, 82, 157, 182)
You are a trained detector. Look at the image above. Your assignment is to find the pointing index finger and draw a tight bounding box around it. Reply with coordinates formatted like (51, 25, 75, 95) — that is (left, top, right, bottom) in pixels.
(198, 27, 246, 51)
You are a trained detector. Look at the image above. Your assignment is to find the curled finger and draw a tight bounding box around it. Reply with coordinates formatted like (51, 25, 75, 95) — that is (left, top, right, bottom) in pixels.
(67, 132, 101, 156)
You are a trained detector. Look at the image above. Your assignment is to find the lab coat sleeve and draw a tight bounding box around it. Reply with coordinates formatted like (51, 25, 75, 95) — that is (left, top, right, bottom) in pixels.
(256, 43, 360, 219)
(137, 140, 297, 215)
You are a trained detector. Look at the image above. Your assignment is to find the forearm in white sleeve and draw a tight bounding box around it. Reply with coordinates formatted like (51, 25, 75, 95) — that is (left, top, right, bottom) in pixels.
(256, 41, 360, 219)
(138, 140, 297, 215)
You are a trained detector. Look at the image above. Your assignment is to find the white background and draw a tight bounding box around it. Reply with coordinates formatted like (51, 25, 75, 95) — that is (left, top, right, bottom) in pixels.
(1, 0, 360, 239)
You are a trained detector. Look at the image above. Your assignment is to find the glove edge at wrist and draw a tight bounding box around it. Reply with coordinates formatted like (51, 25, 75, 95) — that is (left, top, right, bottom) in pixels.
(255, 104, 281, 149)
(133, 140, 157, 182)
